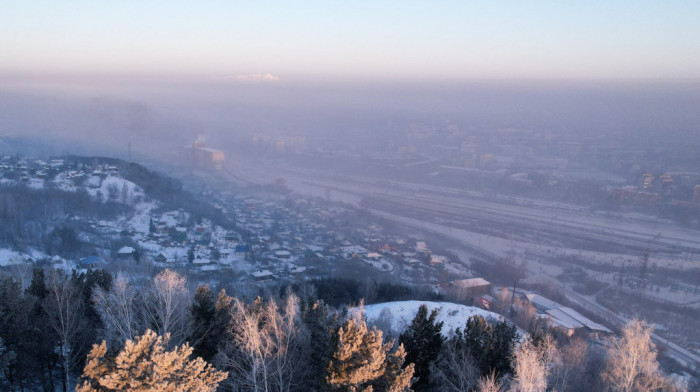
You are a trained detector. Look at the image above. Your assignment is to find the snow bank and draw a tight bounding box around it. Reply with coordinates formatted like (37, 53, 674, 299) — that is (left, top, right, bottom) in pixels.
(359, 300, 503, 336)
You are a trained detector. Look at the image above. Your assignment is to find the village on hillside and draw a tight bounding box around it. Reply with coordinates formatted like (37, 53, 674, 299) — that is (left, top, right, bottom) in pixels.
(0, 155, 616, 342)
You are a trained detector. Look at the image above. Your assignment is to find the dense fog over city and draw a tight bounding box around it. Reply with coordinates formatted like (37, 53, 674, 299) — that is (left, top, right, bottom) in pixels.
(3, 77, 700, 161)
(2, 2, 700, 391)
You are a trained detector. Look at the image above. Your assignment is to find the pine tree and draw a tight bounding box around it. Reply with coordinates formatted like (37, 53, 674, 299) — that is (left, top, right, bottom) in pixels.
(23, 269, 58, 390)
(302, 299, 339, 391)
(27, 267, 48, 299)
(76, 329, 227, 392)
(327, 316, 414, 392)
(149, 218, 156, 235)
(0, 276, 48, 390)
(190, 285, 231, 361)
(188, 247, 195, 264)
(459, 315, 492, 375)
(454, 316, 519, 378)
(399, 304, 444, 391)
(381, 344, 415, 392)
(489, 321, 518, 377)
(0, 337, 15, 378)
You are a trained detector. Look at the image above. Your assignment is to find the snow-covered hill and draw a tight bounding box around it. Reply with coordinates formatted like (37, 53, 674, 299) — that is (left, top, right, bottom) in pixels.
(85, 175, 145, 204)
(359, 300, 504, 336)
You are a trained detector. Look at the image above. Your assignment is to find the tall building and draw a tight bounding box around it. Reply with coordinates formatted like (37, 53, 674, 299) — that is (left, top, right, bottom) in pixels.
(180, 142, 225, 171)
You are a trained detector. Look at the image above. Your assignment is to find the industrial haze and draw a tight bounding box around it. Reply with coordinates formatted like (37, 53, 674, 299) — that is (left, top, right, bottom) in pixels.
(2, 77, 700, 327)
(4, 2, 700, 390)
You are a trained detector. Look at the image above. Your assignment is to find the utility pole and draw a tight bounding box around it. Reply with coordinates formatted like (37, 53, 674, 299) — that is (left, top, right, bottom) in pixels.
(128, 141, 132, 161)
(509, 278, 519, 317)
(618, 259, 627, 291)
(640, 233, 660, 289)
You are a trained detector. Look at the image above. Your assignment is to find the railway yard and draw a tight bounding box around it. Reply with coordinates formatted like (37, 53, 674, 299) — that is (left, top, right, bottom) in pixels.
(220, 154, 700, 369)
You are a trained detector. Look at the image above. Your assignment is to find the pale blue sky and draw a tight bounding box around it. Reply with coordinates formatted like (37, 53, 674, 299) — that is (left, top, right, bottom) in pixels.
(1, 1, 699, 80)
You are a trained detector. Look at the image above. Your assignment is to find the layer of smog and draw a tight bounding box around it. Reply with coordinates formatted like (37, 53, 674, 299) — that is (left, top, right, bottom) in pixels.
(1, 3, 699, 391)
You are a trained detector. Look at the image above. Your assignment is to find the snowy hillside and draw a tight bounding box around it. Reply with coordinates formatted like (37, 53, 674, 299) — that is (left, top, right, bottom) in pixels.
(85, 175, 145, 204)
(359, 300, 504, 336)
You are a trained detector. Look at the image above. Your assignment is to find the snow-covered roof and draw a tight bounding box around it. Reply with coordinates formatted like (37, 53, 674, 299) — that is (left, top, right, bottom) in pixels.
(529, 294, 612, 333)
(526, 294, 561, 311)
(117, 246, 135, 254)
(546, 308, 585, 330)
(415, 241, 428, 252)
(340, 245, 368, 255)
(556, 306, 612, 333)
(452, 277, 490, 289)
(79, 256, 105, 266)
(252, 270, 274, 278)
(86, 175, 102, 187)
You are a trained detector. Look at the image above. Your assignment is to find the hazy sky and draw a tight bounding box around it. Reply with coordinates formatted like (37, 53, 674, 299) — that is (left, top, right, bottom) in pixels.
(1, 1, 699, 80)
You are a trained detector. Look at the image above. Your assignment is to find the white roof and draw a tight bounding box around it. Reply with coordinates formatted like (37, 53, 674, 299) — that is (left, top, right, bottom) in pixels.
(546, 309, 585, 330)
(556, 306, 612, 333)
(340, 245, 368, 254)
(529, 294, 612, 333)
(117, 246, 135, 254)
(86, 175, 102, 187)
(526, 294, 561, 311)
(452, 277, 490, 289)
(252, 270, 274, 278)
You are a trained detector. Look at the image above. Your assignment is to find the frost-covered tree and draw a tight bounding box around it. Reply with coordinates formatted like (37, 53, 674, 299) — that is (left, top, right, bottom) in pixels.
(510, 339, 548, 392)
(477, 372, 503, 392)
(602, 319, 677, 392)
(548, 337, 588, 392)
(42, 270, 90, 392)
(326, 315, 414, 392)
(216, 294, 309, 392)
(143, 269, 191, 346)
(92, 273, 142, 347)
(76, 329, 227, 392)
(382, 344, 415, 392)
(431, 341, 479, 392)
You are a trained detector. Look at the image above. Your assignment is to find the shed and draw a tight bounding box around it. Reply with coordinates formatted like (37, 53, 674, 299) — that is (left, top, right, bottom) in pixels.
(79, 256, 106, 269)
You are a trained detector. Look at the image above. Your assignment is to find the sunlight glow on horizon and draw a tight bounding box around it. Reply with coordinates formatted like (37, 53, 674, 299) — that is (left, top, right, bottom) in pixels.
(1, 1, 700, 81)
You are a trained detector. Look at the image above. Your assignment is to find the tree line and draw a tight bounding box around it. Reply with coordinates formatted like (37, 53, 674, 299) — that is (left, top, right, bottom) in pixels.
(0, 267, 691, 392)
